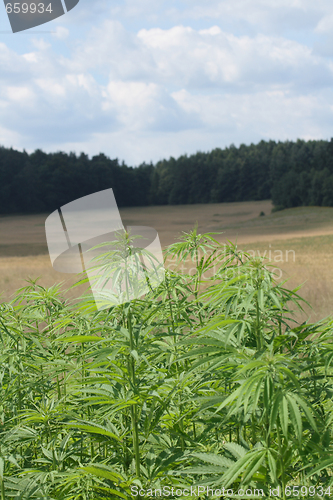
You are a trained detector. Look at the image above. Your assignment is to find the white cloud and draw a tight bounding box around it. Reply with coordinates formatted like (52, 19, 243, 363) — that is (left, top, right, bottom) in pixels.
(173, 88, 329, 136)
(104, 80, 201, 131)
(0, 124, 22, 147)
(51, 87, 333, 166)
(181, 0, 320, 28)
(106, 0, 333, 37)
(52, 26, 70, 39)
(31, 39, 51, 51)
(1, 7, 333, 165)
(6, 86, 36, 105)
(71, 22, 333, 93)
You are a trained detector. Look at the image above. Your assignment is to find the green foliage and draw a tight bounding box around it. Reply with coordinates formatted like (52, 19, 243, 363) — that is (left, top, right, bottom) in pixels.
(1, 233, 333, 498)
(2, 138, 333, 213)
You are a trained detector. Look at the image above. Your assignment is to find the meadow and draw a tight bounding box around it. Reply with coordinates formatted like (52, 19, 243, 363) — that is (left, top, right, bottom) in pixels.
(1, 200, 333, 321)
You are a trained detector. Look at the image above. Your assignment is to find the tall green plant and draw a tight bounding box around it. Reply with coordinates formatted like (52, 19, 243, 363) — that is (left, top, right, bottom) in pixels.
(0, 231, 332, 499)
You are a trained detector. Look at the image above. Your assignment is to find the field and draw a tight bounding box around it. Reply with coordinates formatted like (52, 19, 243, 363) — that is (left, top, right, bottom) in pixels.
(1, 199, 333, 322)
(2, 200, 333, 495)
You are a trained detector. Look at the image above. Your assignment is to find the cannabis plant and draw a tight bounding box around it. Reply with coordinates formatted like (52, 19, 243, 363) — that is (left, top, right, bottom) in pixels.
(0, 229, 332, 499)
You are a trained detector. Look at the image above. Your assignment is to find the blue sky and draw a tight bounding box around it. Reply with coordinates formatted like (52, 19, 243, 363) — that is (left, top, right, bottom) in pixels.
(1, 0, 333, 165)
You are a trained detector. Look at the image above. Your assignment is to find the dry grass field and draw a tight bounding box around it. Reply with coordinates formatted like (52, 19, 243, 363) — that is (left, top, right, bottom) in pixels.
(1, 199, 333, 323)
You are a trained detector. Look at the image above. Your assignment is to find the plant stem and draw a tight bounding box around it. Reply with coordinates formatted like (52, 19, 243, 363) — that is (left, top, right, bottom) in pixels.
(252, 413, 256, 444)
(130, 405, 140, 477)
(1, 476, 5, 500)
(256, 281, 262, 350)
(127, 307, 141, 478)
(277, 426, 286, 500)
(195, 249, 204, 326)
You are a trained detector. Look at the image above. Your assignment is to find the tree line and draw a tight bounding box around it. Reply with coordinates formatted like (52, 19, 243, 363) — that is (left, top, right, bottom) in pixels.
(1, 138, 333, 214)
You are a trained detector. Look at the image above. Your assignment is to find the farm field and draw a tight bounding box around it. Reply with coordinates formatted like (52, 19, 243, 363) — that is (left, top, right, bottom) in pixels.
(3, 205, 330, 497)
(1, 199, 333, 321)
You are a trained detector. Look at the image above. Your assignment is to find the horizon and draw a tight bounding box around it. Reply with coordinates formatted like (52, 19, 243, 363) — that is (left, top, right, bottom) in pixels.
(2, 135, 333, 168)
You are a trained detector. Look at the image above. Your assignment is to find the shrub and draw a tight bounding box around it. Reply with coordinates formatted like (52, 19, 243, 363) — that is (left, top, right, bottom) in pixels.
(0, 230, 332, 499)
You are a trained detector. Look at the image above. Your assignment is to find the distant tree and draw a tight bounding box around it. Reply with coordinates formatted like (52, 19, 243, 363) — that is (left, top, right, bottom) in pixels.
(1, 138, 333, 214)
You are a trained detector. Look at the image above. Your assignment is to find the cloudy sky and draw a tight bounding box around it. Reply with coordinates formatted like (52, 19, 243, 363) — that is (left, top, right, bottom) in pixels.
(1, 0, 333, 165)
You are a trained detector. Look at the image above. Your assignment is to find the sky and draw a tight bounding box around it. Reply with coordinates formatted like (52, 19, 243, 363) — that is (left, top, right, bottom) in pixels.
(1, 0, 333, 166)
